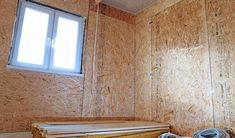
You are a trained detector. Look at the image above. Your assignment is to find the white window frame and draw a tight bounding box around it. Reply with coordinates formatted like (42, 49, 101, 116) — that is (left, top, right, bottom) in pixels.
(8, 0, 85, 76)
(49, 11, 84, 73)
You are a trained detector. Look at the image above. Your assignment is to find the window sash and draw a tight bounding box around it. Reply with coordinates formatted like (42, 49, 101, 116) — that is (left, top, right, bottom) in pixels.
(11, 1, 54, 69)
(49, 11, 85, 73)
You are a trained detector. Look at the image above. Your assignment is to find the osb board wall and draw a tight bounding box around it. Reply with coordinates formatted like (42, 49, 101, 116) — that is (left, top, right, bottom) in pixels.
(206, 0, 235, 133)
(151, 0, 213, 135)
(83, 11, 135, 117)
(135, 0, 235, 136)
(135, 21, 152, 120)
(82, 2, 135, 117)
(94, 14, 135, 117)
(135, 0, 184, 121)
(0, 0, 136, 132)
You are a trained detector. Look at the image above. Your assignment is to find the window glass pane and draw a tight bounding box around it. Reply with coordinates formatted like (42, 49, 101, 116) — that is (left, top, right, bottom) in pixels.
(17, 7, 49, 65)
(52, 16, 79, 70)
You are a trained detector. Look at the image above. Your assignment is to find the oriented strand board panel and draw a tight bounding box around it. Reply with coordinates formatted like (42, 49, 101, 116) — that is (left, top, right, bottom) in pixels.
(83, 7, 135, 117)
(206, 0, 235, 134)
(93, 14, 135, 117)
(135, 0, 184, 122)
(83, 2, 135, 117)
(151, 0, 213, 135)
(83, 1, 136, 117)
(135, 21, 152, 120)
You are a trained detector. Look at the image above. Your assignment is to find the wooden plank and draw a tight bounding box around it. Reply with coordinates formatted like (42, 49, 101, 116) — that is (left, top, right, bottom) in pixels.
(48, 130, 168, 138)
(32, 121, 125, 128)
(32, 121, 169, 138)
(36, 121, 169, 134)
(46, 125, 168, 135)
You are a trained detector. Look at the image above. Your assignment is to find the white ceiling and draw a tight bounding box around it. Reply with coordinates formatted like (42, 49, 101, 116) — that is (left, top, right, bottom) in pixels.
(102, 0, 158, 15)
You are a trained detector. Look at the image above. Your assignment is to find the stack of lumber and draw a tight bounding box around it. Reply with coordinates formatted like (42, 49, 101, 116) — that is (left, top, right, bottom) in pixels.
(32, 121, 170, 138)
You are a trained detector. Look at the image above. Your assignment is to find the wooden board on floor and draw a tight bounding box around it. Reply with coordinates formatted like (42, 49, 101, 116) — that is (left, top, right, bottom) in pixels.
(32, 121, 170, 138)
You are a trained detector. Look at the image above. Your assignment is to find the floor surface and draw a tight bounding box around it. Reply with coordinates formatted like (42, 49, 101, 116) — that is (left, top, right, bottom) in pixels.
(0, 132, 32, 138)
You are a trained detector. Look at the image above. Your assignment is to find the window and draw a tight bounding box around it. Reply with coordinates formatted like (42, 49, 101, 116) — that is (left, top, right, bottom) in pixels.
(9, 0, 85, 75)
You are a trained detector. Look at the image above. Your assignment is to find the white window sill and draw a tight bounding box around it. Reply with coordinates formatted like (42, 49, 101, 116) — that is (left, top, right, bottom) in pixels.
(7, 65, 84, 77)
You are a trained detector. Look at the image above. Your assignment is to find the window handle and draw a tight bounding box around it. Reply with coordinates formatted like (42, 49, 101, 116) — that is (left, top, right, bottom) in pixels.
(47, 37, 55, 49)
(46, 37, 52, 46)
(51, 39, 55, 49)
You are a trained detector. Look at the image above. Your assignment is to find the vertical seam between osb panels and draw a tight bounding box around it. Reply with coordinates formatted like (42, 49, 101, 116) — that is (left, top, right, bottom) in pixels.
(204, 0, 216, 128)
(150, 17, 153, 121)
(92, 1, 100, 117)
(100, 9, 106, 117)
(133, 20, 137, 118)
